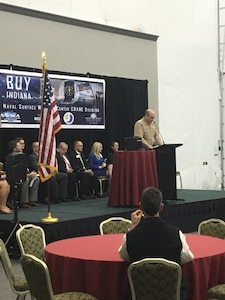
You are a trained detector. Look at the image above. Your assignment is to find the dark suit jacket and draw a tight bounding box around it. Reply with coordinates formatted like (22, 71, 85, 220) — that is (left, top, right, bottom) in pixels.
(28, 153, 38, 172)
(56, 151, 68, 173)
(69, 150, 89, 173)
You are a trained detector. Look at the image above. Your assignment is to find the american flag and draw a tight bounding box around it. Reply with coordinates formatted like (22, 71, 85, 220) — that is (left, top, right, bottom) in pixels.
(38, 64, 61, 182)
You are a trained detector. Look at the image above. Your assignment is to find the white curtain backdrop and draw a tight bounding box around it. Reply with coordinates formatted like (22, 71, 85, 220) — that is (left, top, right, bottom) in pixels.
(1, 0, 221, 189)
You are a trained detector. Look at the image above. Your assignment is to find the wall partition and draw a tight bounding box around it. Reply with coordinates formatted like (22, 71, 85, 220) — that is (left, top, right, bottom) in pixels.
(0, 3, 157, 160)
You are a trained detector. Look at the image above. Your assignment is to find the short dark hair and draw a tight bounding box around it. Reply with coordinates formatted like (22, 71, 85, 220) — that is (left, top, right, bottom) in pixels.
(141, 187, 163, 216)
(8, 139, 18, 153)
(111, 141, 119, 147)
(15, 136, 24, 142)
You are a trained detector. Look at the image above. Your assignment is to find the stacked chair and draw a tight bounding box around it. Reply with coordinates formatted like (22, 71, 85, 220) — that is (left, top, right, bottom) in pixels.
(99, 217, 131, 235)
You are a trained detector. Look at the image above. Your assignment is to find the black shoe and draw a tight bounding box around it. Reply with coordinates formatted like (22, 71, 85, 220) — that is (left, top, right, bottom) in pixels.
(53, 199, 61, 204)
(90, 194, 97, 199)
(61, 198, 71, 202)
(71, 195, 80, 201)
(38, 200, 47, 205)
(95, 193, 104, 198)
(28, 201, 42, 207)
(80, 194, 92, 200)
(19, 203, 31, 208)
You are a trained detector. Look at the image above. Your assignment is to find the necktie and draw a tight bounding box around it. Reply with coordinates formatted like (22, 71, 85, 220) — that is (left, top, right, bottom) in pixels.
(63, 155, 72, 170)
(78, 152, 86, 170)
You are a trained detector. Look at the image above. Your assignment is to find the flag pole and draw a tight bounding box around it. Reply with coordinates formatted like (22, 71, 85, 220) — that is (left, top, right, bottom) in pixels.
(40, 51, 58, 223)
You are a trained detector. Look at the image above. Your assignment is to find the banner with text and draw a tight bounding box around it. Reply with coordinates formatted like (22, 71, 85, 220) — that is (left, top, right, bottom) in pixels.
(0, 69, 105, 129)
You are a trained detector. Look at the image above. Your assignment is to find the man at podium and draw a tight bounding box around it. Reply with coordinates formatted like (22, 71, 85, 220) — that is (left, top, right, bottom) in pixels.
(134, 108, 164, 149)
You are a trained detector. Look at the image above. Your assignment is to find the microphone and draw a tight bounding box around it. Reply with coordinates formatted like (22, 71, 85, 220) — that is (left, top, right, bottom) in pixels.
(153, 121, 165, 145)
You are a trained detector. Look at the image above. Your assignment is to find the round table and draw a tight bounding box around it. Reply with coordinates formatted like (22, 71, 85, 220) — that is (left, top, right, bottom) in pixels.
(45, 233, 225, 300)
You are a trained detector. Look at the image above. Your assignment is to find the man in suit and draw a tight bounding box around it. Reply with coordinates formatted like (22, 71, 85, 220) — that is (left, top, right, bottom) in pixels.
(28, 141, 68, 204)
(56, 142, 79, 201)
(69, 140, 98, 199)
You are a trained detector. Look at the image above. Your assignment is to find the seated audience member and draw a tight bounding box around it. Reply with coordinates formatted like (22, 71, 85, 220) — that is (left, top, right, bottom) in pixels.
(15, 136, 26, 152)
(56, 142, 79, 201)
(5, 140, 40, 208)
(118, 186, 194, 299)
(28, 141, 45, 204)
(88, 142, 109, 177)
(88, 142, 109, 197)
(69, 140, 97, 199)
(0, 163, 12, 214)
(107, 141, 119, 180)
(28, 141, 69, 204)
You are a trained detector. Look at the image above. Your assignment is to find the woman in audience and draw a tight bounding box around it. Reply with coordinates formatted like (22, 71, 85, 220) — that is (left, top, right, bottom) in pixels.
(0, 163, 13, 214)
(88, 142, 109, 177)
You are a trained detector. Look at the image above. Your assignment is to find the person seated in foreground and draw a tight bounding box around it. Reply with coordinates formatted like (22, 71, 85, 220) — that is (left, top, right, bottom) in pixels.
(106, 141, 119, 180)
(118, 186, 194, 299)
(119, 186, 194, 263)
(0, 163, 13, 214)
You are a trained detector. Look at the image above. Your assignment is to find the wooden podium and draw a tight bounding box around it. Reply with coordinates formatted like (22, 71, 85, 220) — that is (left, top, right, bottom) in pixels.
(155, 144, 182, 200)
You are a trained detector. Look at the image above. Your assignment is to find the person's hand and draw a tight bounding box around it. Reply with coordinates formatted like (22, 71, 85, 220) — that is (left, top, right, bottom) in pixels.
(130, 209, 143, 229)
(28, 171, 37, 178)
(85, 169, 94, 176)
(0, 172, 6, 180)
(100, 162, 107, 169)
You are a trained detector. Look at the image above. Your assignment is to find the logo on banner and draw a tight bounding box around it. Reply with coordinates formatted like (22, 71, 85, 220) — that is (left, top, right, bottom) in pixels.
(63, 112, 74, 125)
(1, 111, 21, 123)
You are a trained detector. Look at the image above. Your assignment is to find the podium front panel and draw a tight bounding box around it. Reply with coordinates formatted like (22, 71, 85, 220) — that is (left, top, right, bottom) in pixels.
(155, 144, 182, 200)
(108, 150, 158, 207)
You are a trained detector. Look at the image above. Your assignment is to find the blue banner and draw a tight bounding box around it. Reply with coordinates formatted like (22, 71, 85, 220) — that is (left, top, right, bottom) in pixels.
(0, 69, 105, 129)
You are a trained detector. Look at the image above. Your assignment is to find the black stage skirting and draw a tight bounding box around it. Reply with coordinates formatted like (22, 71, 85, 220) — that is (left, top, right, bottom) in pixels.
(1, 189, 225, 247)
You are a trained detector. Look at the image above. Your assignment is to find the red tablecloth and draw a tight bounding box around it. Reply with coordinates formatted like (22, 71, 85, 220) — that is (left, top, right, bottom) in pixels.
(108, 150, 158, 206)
(184, 234, 225, 300)
(45, 234, 225, 300)
(46, 234, 129, 300)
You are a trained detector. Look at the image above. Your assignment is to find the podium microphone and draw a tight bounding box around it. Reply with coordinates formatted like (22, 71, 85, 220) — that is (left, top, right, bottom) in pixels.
(154, 121, 165, 145)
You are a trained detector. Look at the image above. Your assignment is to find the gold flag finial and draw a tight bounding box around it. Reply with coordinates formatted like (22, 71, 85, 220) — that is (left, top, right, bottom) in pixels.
(42, 51, 46, 65)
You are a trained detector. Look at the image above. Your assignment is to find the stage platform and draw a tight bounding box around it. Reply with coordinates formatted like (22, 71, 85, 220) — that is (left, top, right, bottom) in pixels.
(1, 189, 225, 246)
